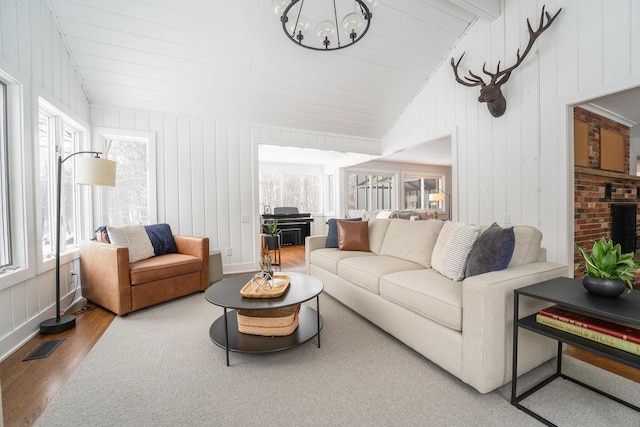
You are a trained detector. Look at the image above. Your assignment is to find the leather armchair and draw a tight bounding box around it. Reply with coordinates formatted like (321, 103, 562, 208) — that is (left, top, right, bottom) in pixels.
(80, 236, 209, 315)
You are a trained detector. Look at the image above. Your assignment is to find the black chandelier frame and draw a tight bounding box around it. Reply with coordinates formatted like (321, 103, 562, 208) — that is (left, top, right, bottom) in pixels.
(280, 0, 372, 51)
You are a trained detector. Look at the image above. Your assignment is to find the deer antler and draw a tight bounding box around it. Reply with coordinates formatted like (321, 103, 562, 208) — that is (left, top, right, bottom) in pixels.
(451, 53, 486, 87)
(490, 5, 562, 87)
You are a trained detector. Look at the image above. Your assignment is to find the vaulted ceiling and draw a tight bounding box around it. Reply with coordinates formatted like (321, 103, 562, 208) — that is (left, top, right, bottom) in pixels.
(48, 0, 487, 140)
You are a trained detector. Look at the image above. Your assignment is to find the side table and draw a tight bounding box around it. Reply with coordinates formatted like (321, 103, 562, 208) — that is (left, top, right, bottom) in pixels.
(511, 277, 640, 426)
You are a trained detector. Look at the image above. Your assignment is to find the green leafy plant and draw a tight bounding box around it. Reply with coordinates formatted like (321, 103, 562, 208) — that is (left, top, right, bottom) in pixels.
(265, 220, 279, 236)
(575, 237, 640, 292)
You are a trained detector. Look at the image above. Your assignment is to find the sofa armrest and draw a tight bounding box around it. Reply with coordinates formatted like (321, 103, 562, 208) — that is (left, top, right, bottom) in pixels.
(461, 261, 568, 393)
(174, 235, 210, 289)
(305, 235, 327, 274)
(79, 241, 132, 315)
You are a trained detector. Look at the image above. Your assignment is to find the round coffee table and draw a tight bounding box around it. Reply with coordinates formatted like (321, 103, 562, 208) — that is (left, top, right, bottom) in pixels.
(205, 271, 323, 365)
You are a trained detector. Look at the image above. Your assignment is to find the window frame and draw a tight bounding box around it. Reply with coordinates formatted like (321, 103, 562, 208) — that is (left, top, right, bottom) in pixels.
(95, 128, 157, 227)
(345, 169, 397, 212)
(37, 97, 91, 271)
(0, 79, 11, 270)
(0, 68, 30, 289)
(401, 171, 447, 213)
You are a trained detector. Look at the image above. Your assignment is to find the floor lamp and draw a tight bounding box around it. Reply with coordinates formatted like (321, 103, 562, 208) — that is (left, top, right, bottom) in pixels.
(428, 189, 452, 219)
(39, 151, 116, 335)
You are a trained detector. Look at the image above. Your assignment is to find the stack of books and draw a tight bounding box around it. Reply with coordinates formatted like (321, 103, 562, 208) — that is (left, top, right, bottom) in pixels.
(536, 306, 640, 356)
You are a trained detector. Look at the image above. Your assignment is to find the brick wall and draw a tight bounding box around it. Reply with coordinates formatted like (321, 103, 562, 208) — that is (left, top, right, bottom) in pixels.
(573, 107, 639, 281)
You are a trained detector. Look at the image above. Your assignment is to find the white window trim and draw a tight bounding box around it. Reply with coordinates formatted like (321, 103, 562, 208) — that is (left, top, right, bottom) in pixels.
(93, 127, 157, 226)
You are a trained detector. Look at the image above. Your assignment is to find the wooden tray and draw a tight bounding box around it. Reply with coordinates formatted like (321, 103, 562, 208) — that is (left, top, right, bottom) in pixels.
(240, 274, 290, 298)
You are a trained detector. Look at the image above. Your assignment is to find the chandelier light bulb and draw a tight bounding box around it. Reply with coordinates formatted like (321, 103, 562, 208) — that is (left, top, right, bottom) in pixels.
(315, 20, 337, 48)
(288, 14, 310, 37)
(271, 0, 289, 15)
(341, 13, 366, 40)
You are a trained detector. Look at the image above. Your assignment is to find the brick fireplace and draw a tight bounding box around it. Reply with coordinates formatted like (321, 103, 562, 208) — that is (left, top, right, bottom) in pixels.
(573, 107, 640, 280)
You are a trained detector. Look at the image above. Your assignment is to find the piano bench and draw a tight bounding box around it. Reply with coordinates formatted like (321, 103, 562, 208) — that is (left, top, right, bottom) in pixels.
(280, 228, 302, 246)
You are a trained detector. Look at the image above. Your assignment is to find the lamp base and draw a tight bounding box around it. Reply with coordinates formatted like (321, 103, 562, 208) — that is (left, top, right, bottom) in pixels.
(39, 314, 76, 335)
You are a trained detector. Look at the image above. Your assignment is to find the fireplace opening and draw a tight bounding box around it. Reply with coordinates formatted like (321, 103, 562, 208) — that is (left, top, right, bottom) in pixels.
(611, 204, 637, 253)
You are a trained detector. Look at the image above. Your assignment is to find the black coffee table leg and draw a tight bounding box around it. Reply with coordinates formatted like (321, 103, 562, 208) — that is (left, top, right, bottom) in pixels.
(223, 307, 230, 366)
(316, 295, 321, 348)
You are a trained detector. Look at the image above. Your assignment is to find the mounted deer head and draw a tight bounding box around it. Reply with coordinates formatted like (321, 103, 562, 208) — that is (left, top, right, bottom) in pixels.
(451, 6, 562, 118)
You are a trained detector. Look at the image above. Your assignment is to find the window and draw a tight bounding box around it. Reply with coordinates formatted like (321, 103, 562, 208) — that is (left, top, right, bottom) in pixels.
(259, 172, 321, 214)
(403, 173, 445, 211)
(38, 101, 86, 259)
(0, 81, 10, 268)
(100, 131, 156, 226)
(346, 172, 395, 211)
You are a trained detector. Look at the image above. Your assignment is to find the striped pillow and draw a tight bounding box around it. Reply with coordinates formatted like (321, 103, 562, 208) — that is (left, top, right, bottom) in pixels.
(431, 221, 481, 281)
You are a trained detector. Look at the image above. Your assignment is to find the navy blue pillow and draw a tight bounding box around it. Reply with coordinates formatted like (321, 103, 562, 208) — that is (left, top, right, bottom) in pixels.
(144, 224, 177, 256)
(465, 222, 515, 277)
(326, 218, 362, 248)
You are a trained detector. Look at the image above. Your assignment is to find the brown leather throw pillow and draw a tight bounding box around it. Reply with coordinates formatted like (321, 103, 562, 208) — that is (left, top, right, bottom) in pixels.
(337, 220, 370, 251)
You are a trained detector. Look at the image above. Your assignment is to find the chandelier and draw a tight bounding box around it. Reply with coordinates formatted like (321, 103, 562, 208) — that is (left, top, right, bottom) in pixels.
(272, 0, 379, 51)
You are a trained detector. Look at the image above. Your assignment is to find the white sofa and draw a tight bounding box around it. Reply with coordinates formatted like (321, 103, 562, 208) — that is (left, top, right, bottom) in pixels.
(305, 218, 567, 394)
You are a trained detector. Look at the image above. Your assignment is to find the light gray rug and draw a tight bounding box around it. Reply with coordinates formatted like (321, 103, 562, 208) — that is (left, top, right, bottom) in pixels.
(37, 292, 640, 426)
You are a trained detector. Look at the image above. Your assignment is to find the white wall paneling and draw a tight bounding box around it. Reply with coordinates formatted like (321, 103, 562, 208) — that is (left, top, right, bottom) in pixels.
(383, 0, 640, 265)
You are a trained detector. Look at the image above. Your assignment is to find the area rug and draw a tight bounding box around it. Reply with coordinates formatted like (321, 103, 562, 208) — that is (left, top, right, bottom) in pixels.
(37, 292, 640, 426)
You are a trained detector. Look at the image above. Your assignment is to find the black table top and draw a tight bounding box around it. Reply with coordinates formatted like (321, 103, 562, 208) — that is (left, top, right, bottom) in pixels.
(205, 272, 323, 310)
(516, 277, 640, 326)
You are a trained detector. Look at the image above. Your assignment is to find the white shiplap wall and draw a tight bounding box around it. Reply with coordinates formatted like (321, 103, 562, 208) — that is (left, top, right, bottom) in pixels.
(90, 106, 381, 274)
(0, 0, 91, 359)
(383, 0, 640, 265)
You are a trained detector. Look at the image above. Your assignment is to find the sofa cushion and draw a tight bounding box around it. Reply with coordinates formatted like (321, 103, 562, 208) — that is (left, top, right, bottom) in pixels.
(338, 255, 424, 294)
(379, 219, 444, 268)
(431, 221, 481, 281)
(107, 224, 155, 263)
(465, 223, 515, 277)
(326, 218, 361, 248)
(144, 223, 177, 256)
(367, 218, 391, 254)
(380, 269, 463, 331)
(129, 253, 202, 285)
(509, 226, 543, 267)
(309, 248, 374, 274)
(337, 220, 369, 251)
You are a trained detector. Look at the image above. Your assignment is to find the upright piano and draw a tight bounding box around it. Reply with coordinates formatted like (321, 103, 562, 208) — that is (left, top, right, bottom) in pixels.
(261, 207, 314, 246)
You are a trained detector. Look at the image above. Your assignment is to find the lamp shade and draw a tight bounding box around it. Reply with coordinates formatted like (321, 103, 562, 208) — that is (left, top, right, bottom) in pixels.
(428, 193, 445, 202)
(75, 156, 116, 186)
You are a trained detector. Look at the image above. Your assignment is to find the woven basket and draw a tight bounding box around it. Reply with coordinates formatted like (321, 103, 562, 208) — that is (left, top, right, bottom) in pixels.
(237, 305, 300, 336)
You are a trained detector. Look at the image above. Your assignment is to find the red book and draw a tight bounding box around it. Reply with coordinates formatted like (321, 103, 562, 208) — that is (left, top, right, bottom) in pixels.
(538, 306, 640, 345)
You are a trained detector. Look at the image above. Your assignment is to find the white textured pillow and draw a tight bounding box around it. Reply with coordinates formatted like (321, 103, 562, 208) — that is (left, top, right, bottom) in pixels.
(431, 221, 481, 281)
(107, 224, 155, 263)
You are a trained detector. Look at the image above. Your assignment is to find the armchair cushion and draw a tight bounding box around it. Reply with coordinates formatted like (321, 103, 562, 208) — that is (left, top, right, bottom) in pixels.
(129, 253, 202, 285)
(107, 224, 155, 263)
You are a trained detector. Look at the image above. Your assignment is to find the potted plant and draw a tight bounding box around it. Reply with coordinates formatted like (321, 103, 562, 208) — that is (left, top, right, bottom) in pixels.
(263, 220, 280, 251)
(575, 237, 640, 296)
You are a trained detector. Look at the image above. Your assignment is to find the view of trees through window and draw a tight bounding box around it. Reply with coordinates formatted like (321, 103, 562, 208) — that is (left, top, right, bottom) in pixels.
(260, 172, 321, 214)
(39, 106, 82, 258)
(105, 138, 149, 226)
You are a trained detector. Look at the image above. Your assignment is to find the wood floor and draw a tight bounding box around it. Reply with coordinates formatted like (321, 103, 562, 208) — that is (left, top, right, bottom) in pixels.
(1, 244, 637, 426)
